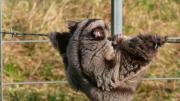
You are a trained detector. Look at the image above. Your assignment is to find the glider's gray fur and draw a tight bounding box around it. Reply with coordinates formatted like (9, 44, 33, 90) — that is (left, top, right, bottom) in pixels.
(49, 19, 165, 101)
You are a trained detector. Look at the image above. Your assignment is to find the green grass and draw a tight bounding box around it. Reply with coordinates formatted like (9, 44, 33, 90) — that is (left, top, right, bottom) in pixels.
(2, 0, 180, 101)
(4, 84, 88, 101)
(4, 62, 25, 82)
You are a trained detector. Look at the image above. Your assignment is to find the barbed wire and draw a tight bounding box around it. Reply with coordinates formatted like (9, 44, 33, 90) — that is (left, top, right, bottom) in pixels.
(1, 31, 48, 37)
(1, 31, 180, 43)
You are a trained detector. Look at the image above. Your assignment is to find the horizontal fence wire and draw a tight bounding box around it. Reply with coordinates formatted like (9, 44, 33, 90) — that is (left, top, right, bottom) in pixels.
(143, 77, 180, 80)
(3, 81, 67, 86)
(2, 40, 49, 43)
(2, 77, 180, 86)
(0, 31, 48, 37)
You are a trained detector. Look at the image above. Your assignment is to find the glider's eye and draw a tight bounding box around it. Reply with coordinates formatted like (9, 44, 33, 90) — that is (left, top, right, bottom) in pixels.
(91, 27, 105, 40)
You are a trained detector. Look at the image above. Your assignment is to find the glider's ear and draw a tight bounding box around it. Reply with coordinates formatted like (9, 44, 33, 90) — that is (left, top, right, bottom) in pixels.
(49, 32, 72, 54)
(65, 21, 78, 32)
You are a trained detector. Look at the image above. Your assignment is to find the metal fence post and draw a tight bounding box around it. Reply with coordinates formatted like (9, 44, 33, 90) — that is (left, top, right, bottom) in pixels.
(111, 0, 123, 35)
(0, 0, 3, 100)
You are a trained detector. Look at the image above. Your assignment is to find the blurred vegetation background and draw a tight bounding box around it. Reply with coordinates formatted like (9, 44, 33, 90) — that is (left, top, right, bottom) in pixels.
(1, 0, 180, 101)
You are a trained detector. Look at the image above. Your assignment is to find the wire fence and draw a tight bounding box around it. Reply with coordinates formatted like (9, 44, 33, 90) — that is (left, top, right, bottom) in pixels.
(1, 22, 180, 101)
(1, 40, 180, 83)
(0, 0, 180, 101)
(0, 38, 180, 101)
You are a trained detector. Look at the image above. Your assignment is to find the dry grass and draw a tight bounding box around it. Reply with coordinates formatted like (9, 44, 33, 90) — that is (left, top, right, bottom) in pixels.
(2, 0, 180, 101)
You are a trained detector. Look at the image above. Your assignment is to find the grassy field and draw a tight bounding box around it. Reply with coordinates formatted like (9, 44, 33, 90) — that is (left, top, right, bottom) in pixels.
(2, 0, 180, 101)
